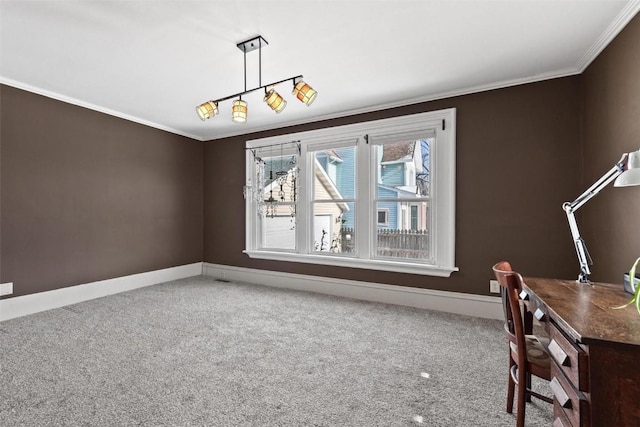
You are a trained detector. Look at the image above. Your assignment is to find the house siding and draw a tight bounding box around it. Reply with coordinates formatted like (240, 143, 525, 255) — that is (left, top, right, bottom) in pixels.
(381, 163, 405, 187)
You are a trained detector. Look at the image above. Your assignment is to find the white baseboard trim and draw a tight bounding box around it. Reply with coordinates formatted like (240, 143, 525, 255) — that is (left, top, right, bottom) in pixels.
(0, 262, 203, 322)
(203, 263, 502, 320)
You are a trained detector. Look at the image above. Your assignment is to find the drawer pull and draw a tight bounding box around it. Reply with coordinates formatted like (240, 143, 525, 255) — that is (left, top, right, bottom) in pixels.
(534, 308, 546, 321)
(519, 290, 529, 301)
(550, 377, 572, 409)
(548, 339, 570, 366)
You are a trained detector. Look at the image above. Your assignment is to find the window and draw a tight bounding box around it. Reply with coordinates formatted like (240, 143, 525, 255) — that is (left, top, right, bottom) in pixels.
(377, 209, 389, 226)
(410, 205, 419, 230)
(245, 109, 457, 277)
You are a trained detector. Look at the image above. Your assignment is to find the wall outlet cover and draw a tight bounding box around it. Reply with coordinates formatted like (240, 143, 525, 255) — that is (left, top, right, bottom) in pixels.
(0, 282, 14, 296)
(490, 280, 500, 293)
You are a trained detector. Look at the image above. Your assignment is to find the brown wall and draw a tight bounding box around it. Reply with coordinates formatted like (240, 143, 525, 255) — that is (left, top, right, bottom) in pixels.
(5, 14, 637, 300)
(204, 77, 582, 295)
(581, 13, 640, 283)
(0, 85, 204, 297)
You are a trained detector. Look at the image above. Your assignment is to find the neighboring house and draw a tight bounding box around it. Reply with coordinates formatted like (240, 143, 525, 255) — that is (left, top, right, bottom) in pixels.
(376, 185, 425, 230)
(312, 156, 349, 251)
(376, 139, 431, 231)
(262, 139, 431, 252)
(313, 140, 431, 231)
(262, 156, 349, 251)
(317, 148, 356, 229)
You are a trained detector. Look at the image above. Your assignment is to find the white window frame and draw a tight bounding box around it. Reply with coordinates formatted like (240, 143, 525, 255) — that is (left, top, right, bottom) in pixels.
(244, 108, 458, 277)
(377, 209, 390, 226)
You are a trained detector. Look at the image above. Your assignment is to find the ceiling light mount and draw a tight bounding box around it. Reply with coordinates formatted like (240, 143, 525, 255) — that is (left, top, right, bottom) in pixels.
(196, 35, 316, 123)
(236, 35, 268, 53)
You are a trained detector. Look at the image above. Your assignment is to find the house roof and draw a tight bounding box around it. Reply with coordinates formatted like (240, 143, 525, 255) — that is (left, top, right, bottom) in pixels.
(381, 142, 415, 163)
(313, 158, 349, 212)
(377, 184, 420, 198)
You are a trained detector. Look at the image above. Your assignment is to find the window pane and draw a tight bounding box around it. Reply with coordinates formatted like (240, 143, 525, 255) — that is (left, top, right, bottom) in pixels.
(313, 147, 356, 201)
(255, 150, 298, 250)
(311, 145, 356, 255)
(263, 155, 298, 204)
(375, 201, 431, 261)
(376, 139, 431, 198)
(312, 202, 355, 254)
(377, 210, 388, 225)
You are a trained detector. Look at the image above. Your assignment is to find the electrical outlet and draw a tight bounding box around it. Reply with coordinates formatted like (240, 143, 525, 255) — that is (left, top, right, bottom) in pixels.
(0, 282, 14, 296)
(490, 280, 500, 294)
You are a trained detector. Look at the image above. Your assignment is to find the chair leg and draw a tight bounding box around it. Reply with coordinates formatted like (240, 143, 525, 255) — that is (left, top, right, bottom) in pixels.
(526, 372, 532, 402)
(506, 358, 515, 413)
(516, 365, 527, 427)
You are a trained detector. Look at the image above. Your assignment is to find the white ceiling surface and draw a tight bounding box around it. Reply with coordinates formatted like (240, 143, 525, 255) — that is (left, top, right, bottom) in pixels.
(1, 1, 639, 142)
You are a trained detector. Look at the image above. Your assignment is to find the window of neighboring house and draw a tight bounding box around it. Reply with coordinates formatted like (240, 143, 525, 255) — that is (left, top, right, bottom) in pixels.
(410, 205, 419, 230)
(377, 209, 389, 226)
(244, 108, 457, 277)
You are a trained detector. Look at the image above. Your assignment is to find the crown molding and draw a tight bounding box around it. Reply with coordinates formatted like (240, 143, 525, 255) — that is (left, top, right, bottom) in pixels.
(202, 66, 582, 142)
(576, 0, 640, 71)
(5, 0, 640, 144)
(0, 77, 204, 141)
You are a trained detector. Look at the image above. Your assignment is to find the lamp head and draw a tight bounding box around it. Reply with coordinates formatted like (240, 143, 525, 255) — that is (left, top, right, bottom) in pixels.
(264, 89, 287, 113)
(614, 149, 640, 187)
(292, 80, 317, 106)
(232, 99, 248, 123)
(196, 101, 218, 121)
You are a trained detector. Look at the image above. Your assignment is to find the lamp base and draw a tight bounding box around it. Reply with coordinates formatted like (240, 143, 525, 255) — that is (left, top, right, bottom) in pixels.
(623, 273, 639, 295)
(577, 271, 591, 284)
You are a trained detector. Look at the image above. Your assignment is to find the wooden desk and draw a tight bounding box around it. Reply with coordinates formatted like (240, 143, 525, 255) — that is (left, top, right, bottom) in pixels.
(522, 278, 640, 427)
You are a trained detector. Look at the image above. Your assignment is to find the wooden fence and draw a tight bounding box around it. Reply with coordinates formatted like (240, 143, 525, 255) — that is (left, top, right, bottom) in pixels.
(339, 228, 430, 259)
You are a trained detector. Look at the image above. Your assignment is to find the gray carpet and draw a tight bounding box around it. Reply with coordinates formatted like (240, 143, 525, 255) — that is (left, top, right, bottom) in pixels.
(0, 276, 552, 426)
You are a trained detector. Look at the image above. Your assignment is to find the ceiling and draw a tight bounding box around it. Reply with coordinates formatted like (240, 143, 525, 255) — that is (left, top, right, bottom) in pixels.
(1, 1, 639, 142)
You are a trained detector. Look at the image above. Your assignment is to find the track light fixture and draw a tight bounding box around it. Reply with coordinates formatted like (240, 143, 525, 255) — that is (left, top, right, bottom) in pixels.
(196, 35, 316, 123)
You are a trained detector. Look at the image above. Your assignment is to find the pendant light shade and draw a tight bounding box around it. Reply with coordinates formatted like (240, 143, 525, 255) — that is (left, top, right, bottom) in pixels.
(264, 89, 287, 113)
(196, 101, 218, 121)
(292, 80, 317, 106)
(232, 99, 248, 123)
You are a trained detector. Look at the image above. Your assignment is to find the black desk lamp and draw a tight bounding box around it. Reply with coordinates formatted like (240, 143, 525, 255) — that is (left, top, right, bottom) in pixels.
(563, 149, 640, 283)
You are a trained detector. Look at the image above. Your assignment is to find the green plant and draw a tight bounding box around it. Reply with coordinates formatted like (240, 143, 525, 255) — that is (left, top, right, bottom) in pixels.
(615, 256, 640, 314)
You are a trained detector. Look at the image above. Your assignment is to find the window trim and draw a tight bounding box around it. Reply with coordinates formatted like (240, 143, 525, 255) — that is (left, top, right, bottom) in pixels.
(245, 108, 458, 277)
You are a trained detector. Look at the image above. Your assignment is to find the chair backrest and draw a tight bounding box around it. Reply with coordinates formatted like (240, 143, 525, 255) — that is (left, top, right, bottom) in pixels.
(492, 261, 527, 365)
(494, 261, 515, 332)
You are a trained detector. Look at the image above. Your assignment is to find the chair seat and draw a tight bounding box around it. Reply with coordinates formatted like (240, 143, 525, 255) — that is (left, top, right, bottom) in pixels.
(510, 334, 550, 369)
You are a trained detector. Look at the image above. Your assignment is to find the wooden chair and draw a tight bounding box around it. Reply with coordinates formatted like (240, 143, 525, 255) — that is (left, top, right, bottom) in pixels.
(492, 261, 552, 427)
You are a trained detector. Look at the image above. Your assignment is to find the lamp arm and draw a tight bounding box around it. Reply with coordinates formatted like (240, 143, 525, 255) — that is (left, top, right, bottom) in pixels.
(562, 154, 628, 283)
(563, 207, 593, 283)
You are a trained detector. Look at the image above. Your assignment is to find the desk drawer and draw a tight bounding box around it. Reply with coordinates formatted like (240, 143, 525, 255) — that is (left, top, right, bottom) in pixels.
(548, 324, 589, 392)
(551, 373, 590, 427)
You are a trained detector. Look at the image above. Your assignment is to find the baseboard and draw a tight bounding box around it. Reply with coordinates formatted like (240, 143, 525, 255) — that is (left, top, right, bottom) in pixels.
(203, 263, 502, 320)
(0, 263, 203, 321)
(1, 262, 502, 322)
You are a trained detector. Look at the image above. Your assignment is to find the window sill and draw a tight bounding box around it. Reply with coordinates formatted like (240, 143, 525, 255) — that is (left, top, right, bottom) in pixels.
(243, 250, 458, 277)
